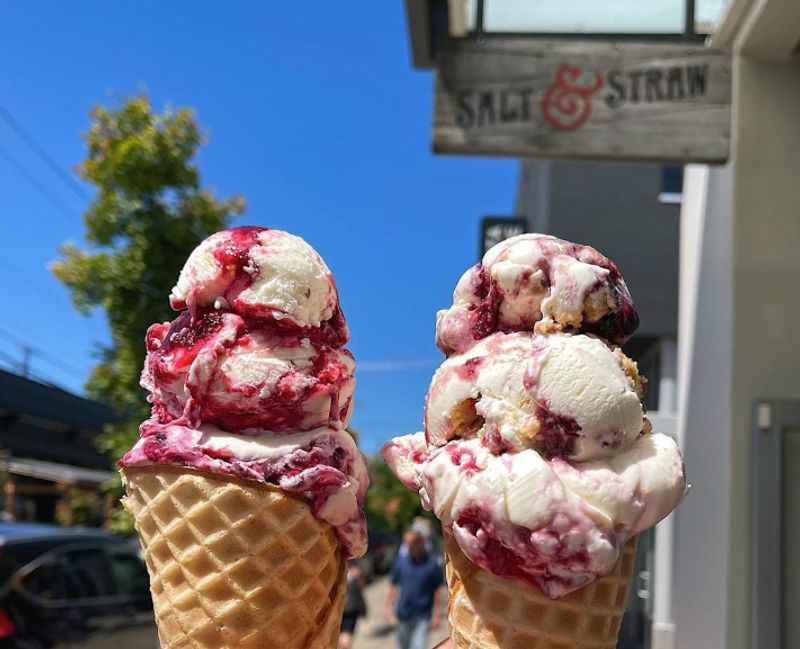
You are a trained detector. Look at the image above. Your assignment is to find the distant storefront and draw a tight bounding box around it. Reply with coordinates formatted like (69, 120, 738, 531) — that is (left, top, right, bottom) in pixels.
(0, 369, 117, 525)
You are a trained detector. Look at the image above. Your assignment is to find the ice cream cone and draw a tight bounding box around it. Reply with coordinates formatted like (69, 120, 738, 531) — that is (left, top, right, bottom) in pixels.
(443, 534, 637, 649)
(121, 466, 346, 649)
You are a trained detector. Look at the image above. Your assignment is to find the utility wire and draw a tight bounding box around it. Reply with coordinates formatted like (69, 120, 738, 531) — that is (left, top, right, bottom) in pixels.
(0, 143, 75, 219)
(0, 109, 93, 391)
(0, 348, 71, 391)
(0, 348, 23, 371)
(0, 105, 90, 202)
(0, 251, 95, 381)
(0, 325, 89, 380)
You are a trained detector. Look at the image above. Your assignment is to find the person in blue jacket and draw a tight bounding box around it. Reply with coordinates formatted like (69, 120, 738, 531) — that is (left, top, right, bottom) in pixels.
(384, 527, 446, 649)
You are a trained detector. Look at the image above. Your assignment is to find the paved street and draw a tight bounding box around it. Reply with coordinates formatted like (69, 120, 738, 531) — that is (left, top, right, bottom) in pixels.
(351, 576, 450, 649)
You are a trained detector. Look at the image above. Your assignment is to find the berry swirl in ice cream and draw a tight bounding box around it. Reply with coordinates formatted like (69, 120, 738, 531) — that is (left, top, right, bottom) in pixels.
(141, 310, 355, 433)
(120, 226, 368, 558)
(425, 331, 646, 461)
(170, 226, 348, 346)
(383, 233, 685, 598)
(124, 423, 368, 558)
(435, 233, 638, 355)
(384, 430, 683, 598)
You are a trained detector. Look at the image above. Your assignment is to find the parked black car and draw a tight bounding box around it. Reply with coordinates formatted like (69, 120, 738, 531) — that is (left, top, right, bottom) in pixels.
(0, 523, 157, 649)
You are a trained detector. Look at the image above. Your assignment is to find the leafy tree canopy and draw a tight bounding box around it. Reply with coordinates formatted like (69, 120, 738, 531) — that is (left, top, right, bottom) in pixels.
(365, 456, 433, 535)
(52, 96, 245, 529)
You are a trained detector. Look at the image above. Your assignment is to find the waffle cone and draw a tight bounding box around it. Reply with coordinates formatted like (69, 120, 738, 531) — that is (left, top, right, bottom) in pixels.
(121, 466, 346, 649)
(444, 535, 637, 649)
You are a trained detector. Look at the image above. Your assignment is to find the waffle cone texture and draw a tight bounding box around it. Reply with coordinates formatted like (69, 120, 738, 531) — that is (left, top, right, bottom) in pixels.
(444, 534, 637, 649)
(121, 466, 346, 649)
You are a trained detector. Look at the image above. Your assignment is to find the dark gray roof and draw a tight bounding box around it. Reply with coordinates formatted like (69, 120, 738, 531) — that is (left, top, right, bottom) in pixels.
(0, 369, 120, 471)
(0, 369, 119, 431)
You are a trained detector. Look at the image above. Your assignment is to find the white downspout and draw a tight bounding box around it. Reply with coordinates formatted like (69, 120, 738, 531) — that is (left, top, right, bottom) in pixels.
(651, 339, 677, 649)
(651, 164, 709, 649)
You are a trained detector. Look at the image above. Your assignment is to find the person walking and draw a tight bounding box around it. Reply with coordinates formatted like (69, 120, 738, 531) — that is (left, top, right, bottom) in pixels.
(384, 528, 446, 649)
(339, 562, 367, 649)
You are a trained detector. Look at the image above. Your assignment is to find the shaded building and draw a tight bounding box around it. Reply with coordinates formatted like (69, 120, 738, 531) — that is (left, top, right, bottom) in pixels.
(515, 160, 680, 412)
(0, 369, 117, 524)
(515, 159, 680, 648)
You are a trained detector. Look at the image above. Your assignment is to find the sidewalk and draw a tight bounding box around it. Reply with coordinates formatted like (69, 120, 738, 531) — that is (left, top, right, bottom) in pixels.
(352, 576, 450, 649)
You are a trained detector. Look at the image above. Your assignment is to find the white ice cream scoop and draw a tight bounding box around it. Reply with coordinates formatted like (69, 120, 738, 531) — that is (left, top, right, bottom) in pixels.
(170, 226, 344, 334)
(425, 331, 645, 461)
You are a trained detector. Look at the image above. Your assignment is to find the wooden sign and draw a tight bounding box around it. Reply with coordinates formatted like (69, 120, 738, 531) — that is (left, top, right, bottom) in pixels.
(433, 40, 731, 163)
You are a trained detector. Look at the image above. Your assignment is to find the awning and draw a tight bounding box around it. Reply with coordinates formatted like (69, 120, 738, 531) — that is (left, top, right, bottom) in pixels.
(6, 458, 114, 485)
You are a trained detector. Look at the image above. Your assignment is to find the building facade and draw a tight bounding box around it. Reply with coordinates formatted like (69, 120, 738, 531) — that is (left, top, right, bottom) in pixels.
(0, 369, 117, 525)
(404, 1, 800, 646)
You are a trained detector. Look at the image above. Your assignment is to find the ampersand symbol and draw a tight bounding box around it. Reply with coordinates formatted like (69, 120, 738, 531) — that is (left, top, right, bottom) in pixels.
(542, 64, 604, 131)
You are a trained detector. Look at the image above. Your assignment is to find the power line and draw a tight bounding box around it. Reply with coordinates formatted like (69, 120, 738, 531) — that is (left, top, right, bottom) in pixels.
(0, 325, 89, 380)
(0, 105, 90, 202)
(0, 348, 23, 372)
(0, 143, 75, 219)
(0, 348, 73, 392)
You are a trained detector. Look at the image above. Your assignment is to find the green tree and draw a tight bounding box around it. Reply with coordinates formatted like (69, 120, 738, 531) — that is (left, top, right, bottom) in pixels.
(365, 456, 432, 534)
(56, 488, 105, 528)
(52, 96, 245, 531)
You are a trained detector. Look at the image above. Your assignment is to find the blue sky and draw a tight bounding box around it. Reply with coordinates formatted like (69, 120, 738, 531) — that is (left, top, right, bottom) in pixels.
(0, 2, 517, 454)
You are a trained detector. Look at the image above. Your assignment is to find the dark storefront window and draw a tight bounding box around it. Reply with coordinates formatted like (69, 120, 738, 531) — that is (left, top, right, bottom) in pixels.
(659, 166, 684, 204)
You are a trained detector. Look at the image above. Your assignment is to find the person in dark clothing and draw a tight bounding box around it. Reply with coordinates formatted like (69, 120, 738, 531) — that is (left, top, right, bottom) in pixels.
(339, 563, 367, 649)
(384, 529, 446, 649)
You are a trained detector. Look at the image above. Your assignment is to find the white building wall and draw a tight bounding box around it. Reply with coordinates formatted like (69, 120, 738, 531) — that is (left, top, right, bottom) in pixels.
(727, 54, 800, 649)
(674, 164, 734, 649)
(673, 52, 800, 648)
